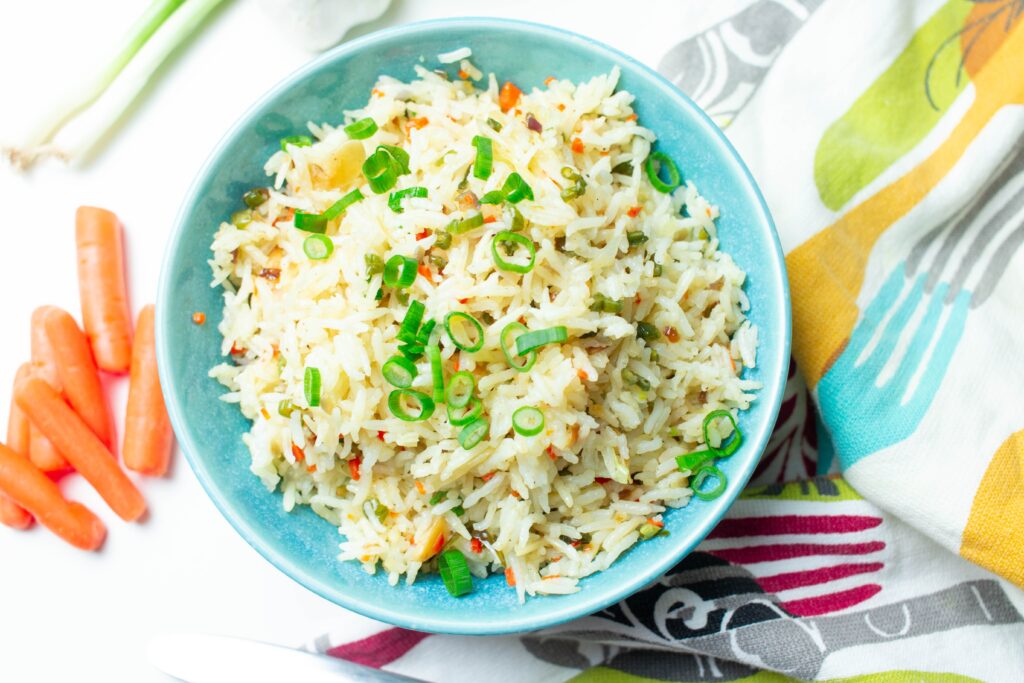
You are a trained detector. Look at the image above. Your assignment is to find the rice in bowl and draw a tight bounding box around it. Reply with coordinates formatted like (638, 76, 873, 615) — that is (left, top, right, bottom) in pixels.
(209, 55, 759, 601)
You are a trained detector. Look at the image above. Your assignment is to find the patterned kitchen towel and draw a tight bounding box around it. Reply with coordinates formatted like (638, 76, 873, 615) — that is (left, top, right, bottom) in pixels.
(313, 1, 1024, 679)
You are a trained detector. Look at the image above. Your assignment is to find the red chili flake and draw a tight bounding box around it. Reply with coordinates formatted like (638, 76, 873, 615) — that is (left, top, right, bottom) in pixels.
(458, 69, 469, 79)
(577, 368, 589, 382)
(481, 472, 495, 482)
(648, 518, 664, 528)
(471, 537, 483, 554)
(192, 311, 206, 325)
(418, 263, 432, 280)
(348, 456, 361, 481)
(570, 540, 580, 548)
(452, 357, 460, 373)
(307, 465, 317, 473)
(415, 228, 431, 240)
(634, 294, 642, 305)
(505, 566, 516, 586)
(627, 206, 642, 218)
(230, 343, 246, 355)
(626, 113, 638, 121)
(595, 477, 610, 484)
(409, 117, 429, 129)
(457, 298, 469, 304)
(483, 215, 497, 224)
(547, 445, 558, 461)
(377, 430, 386, 442)
(433, 533, 446, 555)
(291, 443, 305, 462)
(571, 137, 584, 154)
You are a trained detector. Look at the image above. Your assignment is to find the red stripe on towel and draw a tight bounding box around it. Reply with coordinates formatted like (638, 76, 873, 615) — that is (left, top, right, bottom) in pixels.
(707, 541, 885, 564)
(758, 562, 884, 593)
(709, 515, 882, 538)
(781, 583, 883, 616)
(327, 628, 430, 668)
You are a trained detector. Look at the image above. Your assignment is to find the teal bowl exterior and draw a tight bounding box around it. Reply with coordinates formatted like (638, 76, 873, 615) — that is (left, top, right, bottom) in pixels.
(156, 18, 790, 635)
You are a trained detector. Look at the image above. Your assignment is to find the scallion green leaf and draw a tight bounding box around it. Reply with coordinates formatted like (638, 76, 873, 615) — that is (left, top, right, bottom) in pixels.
(703, 409, 742, 457)
(280, 134, 312, 150)
(511, 406, 544, 437)
(458, 417, 489, 449)
(444, 312, 485, 352)
(383, 255, 418, 288)
(501, 172, 534, 203)
(691, 464, 727, 501)
(344, 117, 378, 140)
(428, 343, 445, 403)
(500, 322, 536, 372)
(388, 186, 428, 213)
(382, 355, 417, 388)
(514, 326, 568, 356)
(445, 371, 475, 408)
(295, 189, 364, 233)
(303, 367, 321, 407)
(439, 549, 473, 596)
(447, 396, 483, 426)
(303, 234, 334, 260)
(472, 135, 493, 180)
(387, 389, 435, 421)
(491, 231, 536, 274)
(645, 150, 681, 193)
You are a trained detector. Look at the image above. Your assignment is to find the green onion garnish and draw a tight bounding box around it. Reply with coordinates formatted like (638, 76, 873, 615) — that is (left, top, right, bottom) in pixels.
(589, 293, 623, 314)
(511, 406, 544, 437)
(510, 206, 525, 232)
(444, 312, 484, 352)
(303, 367, 321, 407)
(458, 417, 489, 449)
(486, 117, 503, 132)
(367, 498, 389, 523)
(675, 449, 714, 473)
(611, 161, 634, 175)
(501, 172, 534, 203)
(428, 343, 445, 403)
(378, 144, 411, 174)
(514, 326, 568, 356)
(397, 341, 426, 360)
(479, 190, 504, 205)
(429, 490, 448, 505)
(447, 212, 485, 234)
(277, 399, 294, 418)
(294, 189, 364, 233)
(383, 255, 418, 288)
(447, 397, 483, 426)
(703, 409, 742, 457)
(445, 371, 475, 408)
(382, 355, 417, 388)
(388, 186, 428, 213)
(645, 151, 681, 193)
(627, 230, 648, 247)
(500, 322, 536, 372)
(653, 263, 663, 277)
(302, 234, 333, 260)
(387, 389, 435, 421)
(438, 549, 473, 597)
(243, 188, 269, 208)
(472, 135, 493, 179)
(636, 321, 660, 341)
(451, 505, 465, 517)
(231, 209, 252, 228)
(365, 253, 385, 276)
(415, 319, 437, 345)
(344, 117, 378, 140)
(363, 148, 400, 194)
(638, 522, 662, 540)
(280, 134, 312, 150)
(397, 300, 426, 342)
(491, 231, 536, 274)
(434, 231, 453, 249)
(691, 464, 727, 501)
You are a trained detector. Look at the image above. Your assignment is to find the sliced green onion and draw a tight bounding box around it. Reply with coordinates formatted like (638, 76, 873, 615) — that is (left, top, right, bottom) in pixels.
(675, 449, 715, 473)
(444, 312, 484, 352)
(621, 368, 651, 391)
(653, 263, 663, 277)
(479, 190, 504, 205)
(691, 464, 727, 501)
(645, 151, 681, 193)
(636, 321, 660, 341)
(280, 134, 312, 150)
(510, 206, 525, 232)
(428, 343, 445, 403)
(447, 212, 484, 234)
(451, 505, 465, 517)
(639, 522, 662, 540)
(501, 172, 534, 203)
(378, 144, 411, 174)
(295, 189, 364, 233)
(397, 341, 426, 360)
(703, 409, 742, 457)
(396, 290, 410, 306)
(374, 287, 384, 301)
(415, 319, 437, 345)
(434, 231, 453, 249)
(397, 300, 426, 342)
(363, 148, 400, 193)
(383, 255, 418, 288)
(382, 355, 417, 388)
(438, 549, 473, 597)
(611, 161, 634, 175)
(514, 326, 568, 356)
(303, 367, 321, 407)
(365, 253, 385, 276)
(458, 418, 490, 449)
(429, 490, 448, 505)
(277, 399, 294, 418)
(627, 231, 648, 247)
(388, 389, 435, 421)
(511, 406, 544, 437)
(243, 188, 269, 208)
(486, 117, 503, 132)
(303, 234, 333, 260)
(445, 371, 475, 408)
(388, 186, 428, 213)
(472, 135, 493, 179)
(491, 231, 536, 274)
(366, 498, 389, 523)
(344, 117, 378, 140)
(231, 209, 252, 228)
(447, 397, 483, 426)
(500, 322, 536, 372)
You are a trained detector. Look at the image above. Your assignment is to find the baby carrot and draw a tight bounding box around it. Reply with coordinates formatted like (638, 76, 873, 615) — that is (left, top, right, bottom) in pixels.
(1, 364, 34, 529)
(0, 443, 105, 550)
(16, 377, 146, 522)
(44, 307, 113, 446)
(30, 306, 70, 472)
(76, 206, 133, 374)
(123, 305, 174, 476)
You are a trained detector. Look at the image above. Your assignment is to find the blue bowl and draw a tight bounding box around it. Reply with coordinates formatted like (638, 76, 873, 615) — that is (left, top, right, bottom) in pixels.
(157, 17, 790, 635)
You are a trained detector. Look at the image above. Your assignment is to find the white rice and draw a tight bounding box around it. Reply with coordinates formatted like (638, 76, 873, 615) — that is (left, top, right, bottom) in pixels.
(209, 60, 759, 600)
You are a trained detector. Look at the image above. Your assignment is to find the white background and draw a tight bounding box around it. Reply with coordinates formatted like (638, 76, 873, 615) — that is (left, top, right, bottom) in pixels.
(0, 1, 746, 681)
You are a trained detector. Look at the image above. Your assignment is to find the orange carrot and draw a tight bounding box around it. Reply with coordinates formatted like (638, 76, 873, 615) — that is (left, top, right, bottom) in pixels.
(499, 81, 522, 112)
(123, 307, 174, 479)
(2, 364, 34, 529)
(0, 443, 105, 550)
(29, 307, 69, 472)
(16, 377, 146, 522)
(44, 307, 113, 446)
(75, 206, 133, 374)
(571, 137, 584, 154)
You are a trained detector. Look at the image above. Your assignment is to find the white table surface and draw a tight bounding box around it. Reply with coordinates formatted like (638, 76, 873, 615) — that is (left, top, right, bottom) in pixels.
(0, 1, 745, 680)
